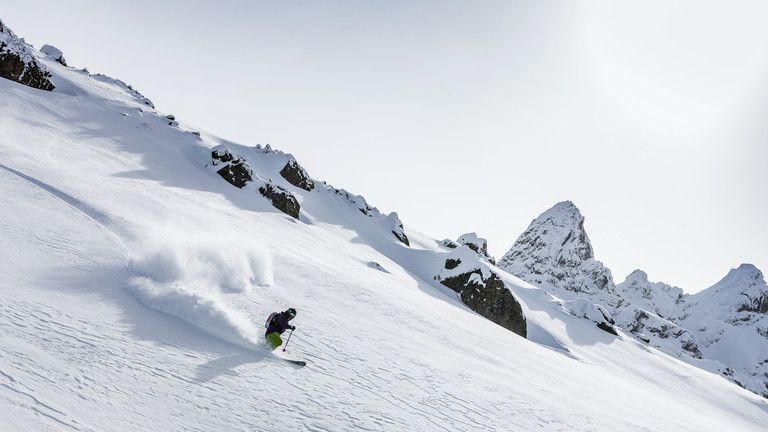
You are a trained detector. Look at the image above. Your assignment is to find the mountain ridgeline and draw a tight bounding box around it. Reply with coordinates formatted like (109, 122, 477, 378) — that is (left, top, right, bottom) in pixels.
(498, 201, 768, 398)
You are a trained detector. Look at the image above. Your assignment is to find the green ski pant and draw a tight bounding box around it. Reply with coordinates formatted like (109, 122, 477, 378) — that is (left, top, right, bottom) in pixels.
(266, 332, 282, 349)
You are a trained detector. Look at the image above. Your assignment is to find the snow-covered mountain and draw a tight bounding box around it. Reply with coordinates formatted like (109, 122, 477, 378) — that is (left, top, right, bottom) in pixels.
(1, 19, 767, 431)
(497, 201, 616, 299)
(499, 201, 768, 399)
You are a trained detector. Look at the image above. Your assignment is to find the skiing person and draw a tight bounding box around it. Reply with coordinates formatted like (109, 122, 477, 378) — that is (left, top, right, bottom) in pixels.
(265, 308, 297, 350)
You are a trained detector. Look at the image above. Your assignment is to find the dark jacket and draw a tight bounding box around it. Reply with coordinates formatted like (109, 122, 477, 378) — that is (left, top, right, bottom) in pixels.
(266, 311, 294, 335)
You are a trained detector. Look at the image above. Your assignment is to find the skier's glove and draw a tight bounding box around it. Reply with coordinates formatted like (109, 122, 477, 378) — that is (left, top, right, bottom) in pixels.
(291, 326, 296, 331)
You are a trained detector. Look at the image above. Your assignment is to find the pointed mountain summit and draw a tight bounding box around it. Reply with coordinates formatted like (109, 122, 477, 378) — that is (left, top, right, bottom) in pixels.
(498, 201, 614, 296)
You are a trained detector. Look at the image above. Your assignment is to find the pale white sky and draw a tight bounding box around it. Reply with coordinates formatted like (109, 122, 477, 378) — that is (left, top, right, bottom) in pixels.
(5, 0, 767, 292)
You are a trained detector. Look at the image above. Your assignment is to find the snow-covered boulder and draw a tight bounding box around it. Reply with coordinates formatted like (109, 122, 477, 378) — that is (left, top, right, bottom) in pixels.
(498, 201, 615, 297)
(436, 246, 526, 337)
(0, 20, 54, 90)
(279, 159, 314, 191)
(616, 270, 686, 320)
(40, 44, 66, 66)
(561, 298, 618, 335)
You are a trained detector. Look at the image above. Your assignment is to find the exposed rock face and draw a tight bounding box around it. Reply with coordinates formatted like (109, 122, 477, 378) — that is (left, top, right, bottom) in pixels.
(437, 247, 526, 338)
(258, 182, 300, 219)
(0, 21, 55, 91)
(279, 160, 314, 191)
(498, 201, 615, 297)
(40, 44, 67, 66)
(212, 147, 252, 188)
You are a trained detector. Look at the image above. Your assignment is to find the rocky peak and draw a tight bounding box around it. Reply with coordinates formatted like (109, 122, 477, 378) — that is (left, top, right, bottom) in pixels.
(498, 201, 614, 296)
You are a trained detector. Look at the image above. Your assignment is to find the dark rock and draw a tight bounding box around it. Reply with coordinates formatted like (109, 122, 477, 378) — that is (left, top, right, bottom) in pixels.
(441, 239, 459, 249)
(439, 259, 527, 338)
(279, 160, 314, 191)
(392, 229, 409, 246)
(259, 182, 300, 219)
(216, 161, 252, 188)
(445, 258, 461, 270)
(596, 322, 618, 335)
(211, 148, 234, 163)
(212, 147, 252, 188)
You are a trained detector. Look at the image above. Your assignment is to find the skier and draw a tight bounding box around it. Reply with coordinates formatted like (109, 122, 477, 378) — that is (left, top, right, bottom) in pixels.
(265, 308, 297, 350)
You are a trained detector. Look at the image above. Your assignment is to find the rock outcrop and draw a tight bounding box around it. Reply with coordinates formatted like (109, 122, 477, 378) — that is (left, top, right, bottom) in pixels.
(0, 20, 55, 91)
(212, 147, 252, 188)
(258, 182, 300, 219)
(279, 160, 314, 191)
(436, 247, 526, 338)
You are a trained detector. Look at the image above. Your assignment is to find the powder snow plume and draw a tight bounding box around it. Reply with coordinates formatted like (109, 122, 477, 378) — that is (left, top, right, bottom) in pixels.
(125, 232, 273, 349)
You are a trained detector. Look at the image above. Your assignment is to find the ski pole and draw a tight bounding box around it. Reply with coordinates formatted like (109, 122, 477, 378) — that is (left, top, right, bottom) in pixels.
(282, 329, 294, 352)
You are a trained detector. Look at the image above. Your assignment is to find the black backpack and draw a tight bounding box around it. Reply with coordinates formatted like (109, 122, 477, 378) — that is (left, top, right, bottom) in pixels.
(265, 312, 278, 329)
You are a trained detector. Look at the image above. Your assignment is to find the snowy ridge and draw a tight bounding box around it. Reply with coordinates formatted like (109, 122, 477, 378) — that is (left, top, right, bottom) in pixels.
(1, 18, 767, 431)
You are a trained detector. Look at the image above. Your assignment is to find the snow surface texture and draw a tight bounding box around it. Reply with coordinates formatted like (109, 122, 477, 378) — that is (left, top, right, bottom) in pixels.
(499, 201, 768, 398)
(1, 21, 767, 431)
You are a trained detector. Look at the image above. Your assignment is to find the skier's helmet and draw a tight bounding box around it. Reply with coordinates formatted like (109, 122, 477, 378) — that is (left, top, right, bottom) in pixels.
(287, 308, 297, 318)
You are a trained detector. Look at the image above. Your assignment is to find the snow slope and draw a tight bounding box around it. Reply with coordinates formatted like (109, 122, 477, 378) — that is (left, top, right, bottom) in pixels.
(1, 24, 767, 431)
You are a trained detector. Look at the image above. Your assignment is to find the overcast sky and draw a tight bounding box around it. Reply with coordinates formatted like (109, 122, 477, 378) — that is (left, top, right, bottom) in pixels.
(5, 0, 767, 292)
